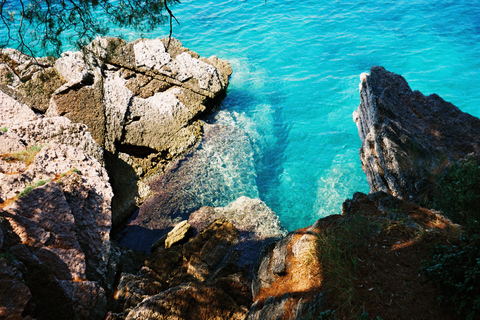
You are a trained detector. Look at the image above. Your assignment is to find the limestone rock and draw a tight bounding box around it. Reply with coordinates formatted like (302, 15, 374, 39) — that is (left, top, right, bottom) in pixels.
(124, 283, 247, 320)
(1, 37, 231, 227)
(17, 67, 65, 112)
(113, 270, 165, 311)
(110, 219, 251, 319)
(0, 259, 32, 320)
(247, 224, 324, 320)
(189, 196, 286, 240)
(184, 219, 239, 282)
(2, 116, 104, 165)
(0, 90, 37, 127)
(0, 48, 54, 85)
(0, 49, 65, 112)
(164, 220, 193, 249)
(354, 66, 480, 203)
(248, 189, 459, 319)
(188, 196, 287, 269)
(120, 122, 260, 251)
(0, 111, 114, 319)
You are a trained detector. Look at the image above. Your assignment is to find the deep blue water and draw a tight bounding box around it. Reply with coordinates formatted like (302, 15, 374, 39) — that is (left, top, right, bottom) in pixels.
(5, 0, 480, 231)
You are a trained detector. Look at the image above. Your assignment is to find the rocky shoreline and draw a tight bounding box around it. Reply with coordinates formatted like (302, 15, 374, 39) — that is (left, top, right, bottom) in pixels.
(0, 40, 476, 319)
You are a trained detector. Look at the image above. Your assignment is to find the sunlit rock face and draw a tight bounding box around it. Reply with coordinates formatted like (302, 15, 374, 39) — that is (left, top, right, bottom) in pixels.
(354, 66, 480, 204)
(0, 36, 232, 226)
(0, 96, 114, 319)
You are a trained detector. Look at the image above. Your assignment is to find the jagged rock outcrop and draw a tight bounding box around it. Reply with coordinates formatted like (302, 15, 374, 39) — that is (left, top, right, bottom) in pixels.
(108, 219, 252, 320)
(117, 120, 263, 251)
(189, 196, 287, 269)
(0, 36, 232, 225)
(247, 191, 458, 319)
(246, 225, 323, 320)
(0, 96, 115, 319)
(354, 66, 480, 203)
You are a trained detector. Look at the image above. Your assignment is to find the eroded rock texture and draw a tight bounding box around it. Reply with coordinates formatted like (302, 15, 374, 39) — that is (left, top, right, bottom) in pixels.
(0, 95, 115, 320)
(108, 219, 252, 320)
(0, 37, 232, 225)
(354, 66, 480, 203)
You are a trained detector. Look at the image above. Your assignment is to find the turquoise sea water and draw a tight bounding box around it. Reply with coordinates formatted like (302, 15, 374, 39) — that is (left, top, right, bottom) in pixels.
(6, 0, 480, 231)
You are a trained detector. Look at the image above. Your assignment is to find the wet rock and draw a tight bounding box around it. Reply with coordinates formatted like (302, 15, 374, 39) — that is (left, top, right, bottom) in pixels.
(121, 122, 259, 250)
(354, 66, 480, 203)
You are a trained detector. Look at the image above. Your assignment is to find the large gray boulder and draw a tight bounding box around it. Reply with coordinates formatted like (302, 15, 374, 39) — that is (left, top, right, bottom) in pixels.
(354, 66, 480, 203)
(0, 36, 232, 226)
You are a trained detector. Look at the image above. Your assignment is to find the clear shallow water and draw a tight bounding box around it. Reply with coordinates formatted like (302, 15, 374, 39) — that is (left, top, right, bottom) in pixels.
(6, 0, 480, 231)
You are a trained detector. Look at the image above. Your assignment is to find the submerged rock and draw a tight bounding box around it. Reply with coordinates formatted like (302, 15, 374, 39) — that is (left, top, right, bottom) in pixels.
(354, 66, 480, 203)
(118, 121, 262, 251)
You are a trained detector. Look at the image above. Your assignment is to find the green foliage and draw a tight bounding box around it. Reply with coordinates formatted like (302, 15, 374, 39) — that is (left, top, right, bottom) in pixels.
(421, 235, 480, 320)
(18, 179, 51, 198)
(70, 167, 81, 174)
(358, 312, 383, 320)
(433, 159, 480, 232)
(315, 216, 378, 311)
(5, 71, 13, 84)
(0, 0, 180, 56)
(0, 251, 16, 263)
(59, 167, 81, 178)
(1, 144, 43, 164)
(0, 126, 7, 133)
(299, 309, 336, 320)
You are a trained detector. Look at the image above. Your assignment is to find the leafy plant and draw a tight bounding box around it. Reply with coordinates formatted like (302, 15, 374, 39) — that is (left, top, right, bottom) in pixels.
(421, 235, 480, 320)
(1, 144, 43, 165)
(358, 312, 383, 320)
(299, 309, 336, 320)
(0, 251, 16, 263)
(18, 179, 51, 198)
(0, 126, 7, 133)
(432, 159, 480, 232)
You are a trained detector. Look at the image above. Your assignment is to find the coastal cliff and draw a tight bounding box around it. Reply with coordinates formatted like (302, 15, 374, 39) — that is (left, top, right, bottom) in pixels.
(1, 40, 478, 320)
(354, 66, 480, 204)
(0, 37, 232, 227)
